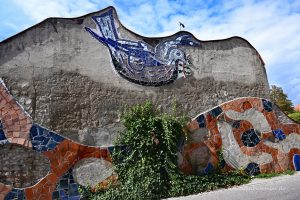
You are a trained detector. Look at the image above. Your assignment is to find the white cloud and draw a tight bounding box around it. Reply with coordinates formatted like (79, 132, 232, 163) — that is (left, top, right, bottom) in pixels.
(115, 0, 300, 103)
(12, 0, 110, 21)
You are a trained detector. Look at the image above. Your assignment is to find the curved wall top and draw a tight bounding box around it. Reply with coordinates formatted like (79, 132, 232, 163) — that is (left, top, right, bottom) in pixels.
(0, 6, 270, 145)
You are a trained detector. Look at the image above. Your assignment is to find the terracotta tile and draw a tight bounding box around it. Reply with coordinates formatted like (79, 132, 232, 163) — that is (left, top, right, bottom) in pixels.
(17, 138, 26, 145)
(25, 173, 58, 200)
(12, 131, 20, 138)
(242, 101, 252, 111)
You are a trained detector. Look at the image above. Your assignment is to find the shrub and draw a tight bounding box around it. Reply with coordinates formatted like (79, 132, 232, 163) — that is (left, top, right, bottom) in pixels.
(288, 112, 300, 123)
(80, 102, 251, 200)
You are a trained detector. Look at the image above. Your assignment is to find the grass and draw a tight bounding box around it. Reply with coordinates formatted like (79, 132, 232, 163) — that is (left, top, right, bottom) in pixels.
(254, 170, 295, 179)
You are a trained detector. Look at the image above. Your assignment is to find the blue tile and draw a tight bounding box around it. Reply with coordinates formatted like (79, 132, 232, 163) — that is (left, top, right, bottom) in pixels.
(52, 191, 60, 199)
(41, 137, 50, 145)
(203, 162, 214, 174)
(29, 125, 39, 137)
(0, 130, 7, 141)
(262, 99, 273, 112)
(0, 120, 7, 141)
(59, 190, 67, 198)
(53, 168, 82, 199)
(209, 106, 223, 118)
(30, 124, 65, 152)
(4, 188, 24, 200)
(293, 154, 300, 171)
(108, 146, 115, 154)
(196, 114, 206, 128)
(241, 129, 261, 147)
(272, 129, 286, 141)
(50, 132, 65, 143)
(67, 196, 81, 200)
(244, 162, 260, 176)
(60, 179, 69, 189)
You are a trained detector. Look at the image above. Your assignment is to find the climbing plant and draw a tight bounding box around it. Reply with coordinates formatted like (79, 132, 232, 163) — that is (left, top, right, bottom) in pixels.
(79, 102, 251, 200)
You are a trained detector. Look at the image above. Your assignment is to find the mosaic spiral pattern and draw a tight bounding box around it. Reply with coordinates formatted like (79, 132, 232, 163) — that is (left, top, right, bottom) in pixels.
(0, 79, 114, 200)
(183, 98, 300, 176)
(1, 76, 300, 199)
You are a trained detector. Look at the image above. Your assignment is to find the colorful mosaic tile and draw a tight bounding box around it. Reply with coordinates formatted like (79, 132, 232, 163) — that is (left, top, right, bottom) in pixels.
(0, 120, 9, 144)
(262, 99, 273, 112)
(52, 169, 80, 200)
(272, 129, 286, 141)
(209, 106, 223, 118)
(0, 79, 32, 147)
(0, 79, 114, 200)
(293, 154, 300, 171)
(0, 183, 12, 200)
(241, 129, 261, 147)
(244, 162, 260, 176)
(1, 75, 300, 200)
(196, 114, 206, 128)
(30, 124, 65, 153)
(85, 8, 200, 86)
(4, 188, 25, 200)
(184, 97, 300, 175)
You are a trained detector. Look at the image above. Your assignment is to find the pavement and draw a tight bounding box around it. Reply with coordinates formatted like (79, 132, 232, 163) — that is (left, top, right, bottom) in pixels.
(167, 172, 300, 200)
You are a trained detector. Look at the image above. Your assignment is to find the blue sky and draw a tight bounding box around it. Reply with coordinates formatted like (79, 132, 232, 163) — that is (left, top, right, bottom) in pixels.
(0, 0, 299, 105)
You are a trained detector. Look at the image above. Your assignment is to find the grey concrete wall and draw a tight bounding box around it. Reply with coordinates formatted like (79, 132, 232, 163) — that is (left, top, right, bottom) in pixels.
(0, 143, 50, 188)
(0, 7, 269, 146)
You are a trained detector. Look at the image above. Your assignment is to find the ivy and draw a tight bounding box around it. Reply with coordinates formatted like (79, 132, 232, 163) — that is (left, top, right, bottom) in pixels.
(79, 101, 251, 199)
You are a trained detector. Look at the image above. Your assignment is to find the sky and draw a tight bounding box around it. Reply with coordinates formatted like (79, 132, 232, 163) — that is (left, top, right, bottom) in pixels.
(0, 0, 299, 105)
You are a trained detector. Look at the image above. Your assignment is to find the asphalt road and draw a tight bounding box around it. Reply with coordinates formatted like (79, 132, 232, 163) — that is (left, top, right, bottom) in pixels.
(167, 172, 300, 200)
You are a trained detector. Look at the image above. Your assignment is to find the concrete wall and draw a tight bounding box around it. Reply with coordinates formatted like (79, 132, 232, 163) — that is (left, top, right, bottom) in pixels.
(183, 97, 300, 175)
(1, 79, 300, 200)
(0, 7, 269, 146)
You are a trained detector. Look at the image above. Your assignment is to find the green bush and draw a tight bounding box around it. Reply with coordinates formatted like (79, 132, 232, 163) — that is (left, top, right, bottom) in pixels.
(80, 102, 251, 200)
(288, 112, 300, 123)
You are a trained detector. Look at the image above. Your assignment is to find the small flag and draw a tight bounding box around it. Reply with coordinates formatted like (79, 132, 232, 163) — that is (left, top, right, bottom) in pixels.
(179, 22, 185, 28)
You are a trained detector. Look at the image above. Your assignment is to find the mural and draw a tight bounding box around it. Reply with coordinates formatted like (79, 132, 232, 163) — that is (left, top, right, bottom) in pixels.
(85, 8, 200, 86)
(0, 79, 115, 200)
(1, 78, 300, 199)
(180, 98, 300, 176)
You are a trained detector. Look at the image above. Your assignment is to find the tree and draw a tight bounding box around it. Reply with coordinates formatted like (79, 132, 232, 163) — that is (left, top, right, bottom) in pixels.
(288, 112, 300, 123)
(269, 85, 294, 114)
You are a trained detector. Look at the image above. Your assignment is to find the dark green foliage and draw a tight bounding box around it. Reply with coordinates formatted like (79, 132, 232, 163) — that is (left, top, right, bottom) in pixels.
(270, 85, 294, 114)
(169, 171, 251, 197)
(255, 170, 295, 179)
(79, 102, 251, 200)
(288, 112, 300, 123)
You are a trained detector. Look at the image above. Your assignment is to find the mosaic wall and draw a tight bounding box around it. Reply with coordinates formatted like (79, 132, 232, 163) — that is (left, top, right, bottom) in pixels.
(180, 97, 300, 175)
(85, 8, 200, 86)
(0, 79, 115, 200)
(1, 77, 300, 199)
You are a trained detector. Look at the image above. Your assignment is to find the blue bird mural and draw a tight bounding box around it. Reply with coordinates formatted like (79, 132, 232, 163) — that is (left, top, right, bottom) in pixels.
(85, 8, 200, 86)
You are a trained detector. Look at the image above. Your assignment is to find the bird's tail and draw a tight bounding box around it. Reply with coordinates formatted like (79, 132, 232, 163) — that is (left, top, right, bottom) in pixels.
(85, 8, 119, 46)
